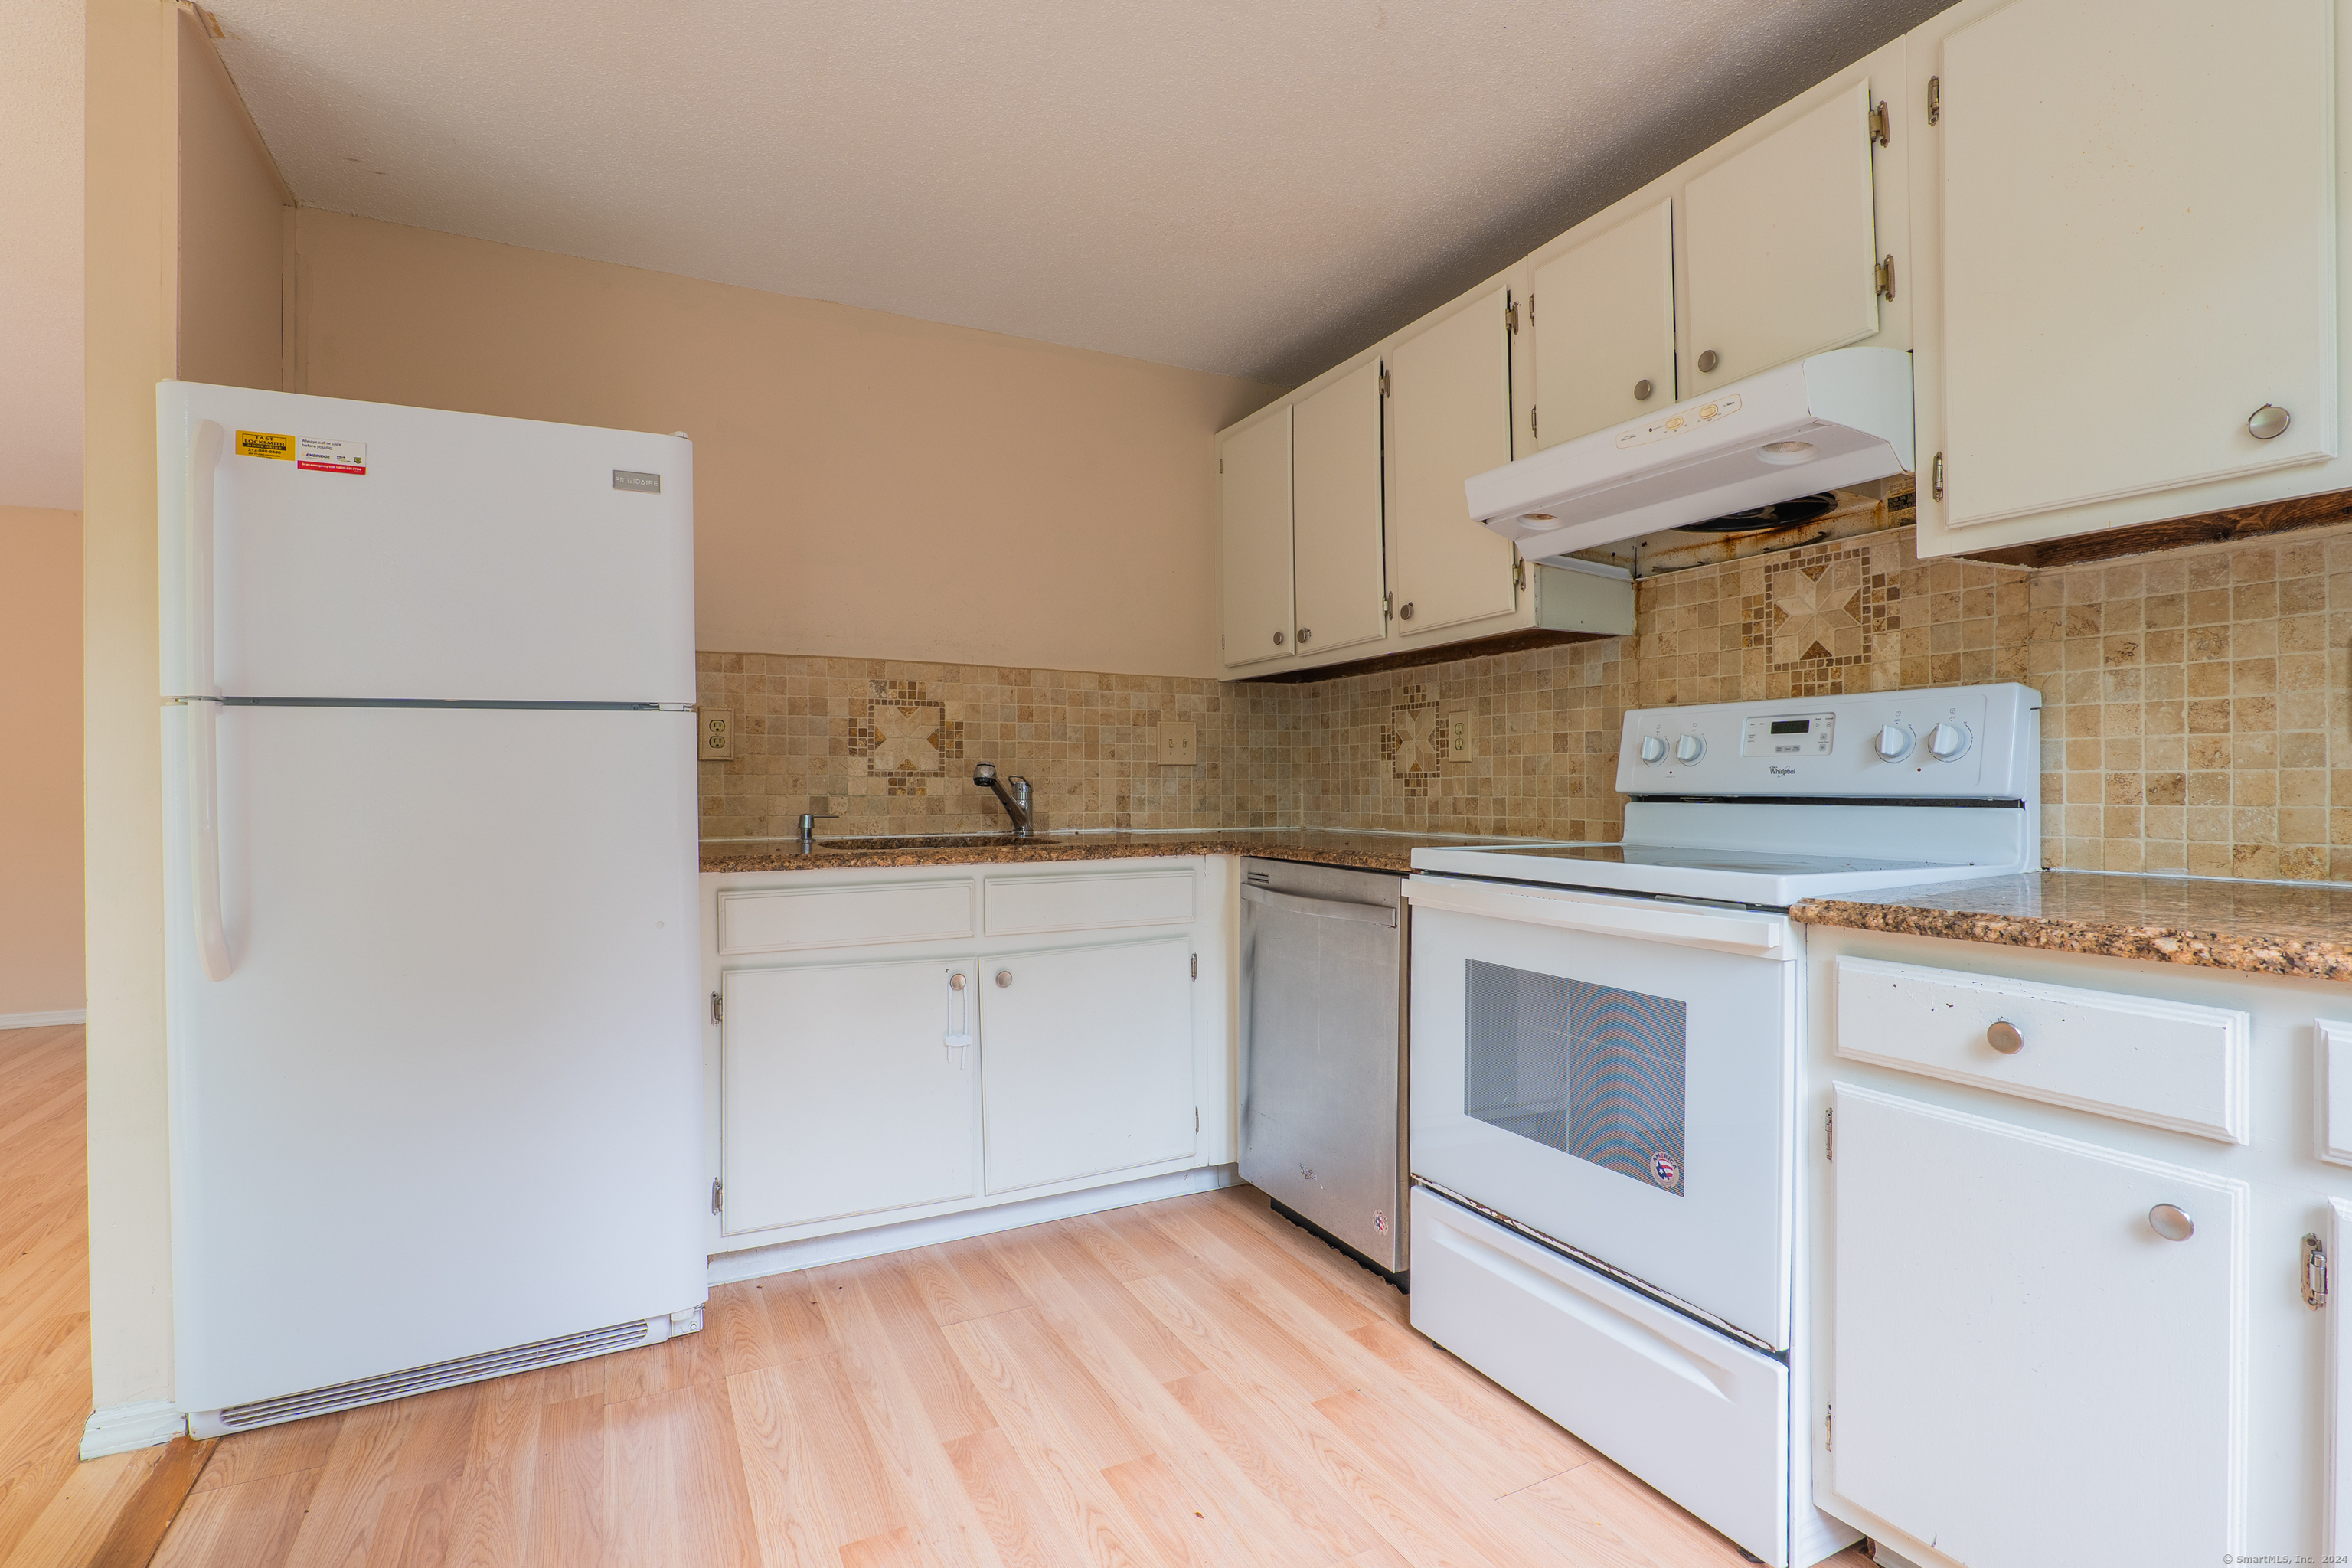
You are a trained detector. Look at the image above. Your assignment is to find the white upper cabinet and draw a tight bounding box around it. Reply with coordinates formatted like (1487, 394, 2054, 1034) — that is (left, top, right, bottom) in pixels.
(1530, 199, 1677, 450)
(1681, 80, 1886, 396)
(1217, 408, 1295, 670)
(1385, 283, 1520, 634)
(1291, 358, 1389, 657)
(1913, 0, 2339, 554)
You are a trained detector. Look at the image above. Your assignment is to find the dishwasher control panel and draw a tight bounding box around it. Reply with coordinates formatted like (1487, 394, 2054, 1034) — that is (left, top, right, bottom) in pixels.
(1618, 682, 2039, 799)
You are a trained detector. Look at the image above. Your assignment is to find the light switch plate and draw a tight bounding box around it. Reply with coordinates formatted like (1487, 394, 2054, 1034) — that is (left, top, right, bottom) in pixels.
(1158, 723, 1198, 765)
(1446, 711, 1476, 761)
(700, 710, 736, 759)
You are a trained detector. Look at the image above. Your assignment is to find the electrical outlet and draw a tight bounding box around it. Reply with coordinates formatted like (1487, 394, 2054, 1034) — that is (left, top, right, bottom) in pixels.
(1158, 722, 1198, 765)
(1446, 711, 1476, 761)
(699, 710, 736, 759)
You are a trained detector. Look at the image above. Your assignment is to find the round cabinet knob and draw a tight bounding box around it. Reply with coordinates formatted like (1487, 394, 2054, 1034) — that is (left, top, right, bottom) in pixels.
(1633, 378, 1655, 401)
(1697, 349, 1720, 374)
(1927, 720, 1971, 761)
(2248, 404, 2292, 441)
(1297, 628, 1312, 645)
(1674, 733, 1705, 764)
(2148, 1204, 2195, 1242)
(995, 969, 1014, 988)
(1272, 630, 1285, 646)
(1398, 602, 1416, 622)
(949, 973, 967, 991)
(1638, 735, 1668, 765)
(1985, 1020, 2024, 1054)
(1873, 724, 1915, 762)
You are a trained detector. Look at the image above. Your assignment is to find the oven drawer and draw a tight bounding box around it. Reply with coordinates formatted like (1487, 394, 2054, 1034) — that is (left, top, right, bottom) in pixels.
(1408, 1187, 1790, 1565)
(1833, 956, 2250, 1144)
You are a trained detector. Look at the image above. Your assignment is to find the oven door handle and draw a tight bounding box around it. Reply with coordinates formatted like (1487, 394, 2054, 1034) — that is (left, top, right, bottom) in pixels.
(1403, 875, 1788, 959)
(1241, 884, 1399, 927)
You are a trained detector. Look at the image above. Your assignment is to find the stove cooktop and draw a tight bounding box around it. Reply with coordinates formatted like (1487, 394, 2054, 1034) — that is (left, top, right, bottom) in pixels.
(1409, 838, 2007, 907)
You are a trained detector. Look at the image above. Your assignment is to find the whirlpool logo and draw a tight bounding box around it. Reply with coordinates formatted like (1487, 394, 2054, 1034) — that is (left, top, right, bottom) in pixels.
(1769, 766, 1798, 776)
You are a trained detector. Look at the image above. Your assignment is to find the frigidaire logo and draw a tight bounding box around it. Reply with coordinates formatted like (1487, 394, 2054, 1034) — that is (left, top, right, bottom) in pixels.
(1769, 766, 1798, 776)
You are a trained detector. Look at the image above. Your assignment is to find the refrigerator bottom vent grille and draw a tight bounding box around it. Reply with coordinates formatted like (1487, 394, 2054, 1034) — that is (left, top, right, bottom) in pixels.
(208, 1318, 656, 1432)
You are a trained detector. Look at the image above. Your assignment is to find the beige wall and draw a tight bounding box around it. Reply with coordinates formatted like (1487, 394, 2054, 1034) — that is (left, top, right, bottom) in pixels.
(84, 0, 286, 1416)
(287, 210, 1282, 680)
(0, 506, 84, 1018)
(174, 5, 286, 389)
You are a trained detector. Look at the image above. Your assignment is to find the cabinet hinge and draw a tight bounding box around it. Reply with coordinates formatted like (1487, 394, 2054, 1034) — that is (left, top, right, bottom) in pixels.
(1825, 1403, 1834, 1451)
(1825, 1106, 1835, 1161)
(1504, 300, 1519, 335)
(1526, 293, 1534, 325)
(1191, 953, 1198, 979)
(1874, 255, 1895, 302)
(1530, 404, 1538, 439)
(1378, 362, 1390, 398)
(710, 991, 722, 1024)
(1931, 452, 1946, 502)
(1868, 100, 1890, 147)
(1195, 1108, 1200, 1133)
(1512, 555, 1525, 593)
(2306, 1233, 2331, 1309)
(1383, 591, 1393, 619)
(1927, 75, 1941, 126)
(710, 1178, 724, 1214)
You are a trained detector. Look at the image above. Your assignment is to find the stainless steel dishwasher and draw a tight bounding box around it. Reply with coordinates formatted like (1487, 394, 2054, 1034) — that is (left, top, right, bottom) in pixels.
(1238, 857, 1409, 1284)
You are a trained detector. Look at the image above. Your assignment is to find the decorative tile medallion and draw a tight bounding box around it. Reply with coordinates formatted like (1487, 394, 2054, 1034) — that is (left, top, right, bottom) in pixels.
(1383, 684, 1444, 798)
(1741, 540, 1900, 697)
(848, 680, 966, 796)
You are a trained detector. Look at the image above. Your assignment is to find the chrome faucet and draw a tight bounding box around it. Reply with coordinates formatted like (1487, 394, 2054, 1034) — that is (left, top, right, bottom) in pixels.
(797, 811, 836, 851)
(971, 763, 1034, 838)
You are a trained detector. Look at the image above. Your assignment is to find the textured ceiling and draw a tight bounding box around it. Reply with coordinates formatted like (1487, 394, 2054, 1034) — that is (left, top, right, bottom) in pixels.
(1, 0, 83, 511)
(215, 0, 1952, 387)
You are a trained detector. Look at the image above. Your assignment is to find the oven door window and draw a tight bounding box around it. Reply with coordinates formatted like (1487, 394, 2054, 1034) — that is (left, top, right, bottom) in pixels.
(1465, 961, 1687, 1194)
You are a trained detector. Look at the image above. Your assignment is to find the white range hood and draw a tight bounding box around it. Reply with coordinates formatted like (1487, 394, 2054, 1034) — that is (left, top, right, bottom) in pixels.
(1468, 347, 1914, 559)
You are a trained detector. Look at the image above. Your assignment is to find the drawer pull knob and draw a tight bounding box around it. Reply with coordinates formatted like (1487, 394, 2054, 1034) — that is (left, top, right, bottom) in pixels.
(1986, 1021, 2024, 1054)
(2148, 1204, 2194, 1243)
(995, 969, 1014, 988)
(949, 973, 966, 991)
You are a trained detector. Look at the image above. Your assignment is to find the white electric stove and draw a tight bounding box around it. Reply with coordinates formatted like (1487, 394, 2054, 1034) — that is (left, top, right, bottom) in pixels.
(1400, 682, 2040, 1568)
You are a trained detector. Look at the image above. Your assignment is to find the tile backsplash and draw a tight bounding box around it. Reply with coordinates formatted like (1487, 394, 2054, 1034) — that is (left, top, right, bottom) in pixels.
(700, 520, 2352, 880)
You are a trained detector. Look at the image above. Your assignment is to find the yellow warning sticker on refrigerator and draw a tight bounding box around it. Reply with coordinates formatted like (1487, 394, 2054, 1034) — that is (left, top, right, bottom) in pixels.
(296, 438, 367, 475)
(236, 430, 295, 460)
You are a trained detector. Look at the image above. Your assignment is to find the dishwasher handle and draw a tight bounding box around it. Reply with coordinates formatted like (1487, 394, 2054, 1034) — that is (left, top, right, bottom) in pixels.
(1241, 884, 1399, 927)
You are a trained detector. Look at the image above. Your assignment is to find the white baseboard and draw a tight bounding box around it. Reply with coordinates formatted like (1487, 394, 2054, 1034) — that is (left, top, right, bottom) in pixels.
(81, 1399, 186, 1459)
(709, 1164, 1243, 1285)
(1, 1009, 87, 1030)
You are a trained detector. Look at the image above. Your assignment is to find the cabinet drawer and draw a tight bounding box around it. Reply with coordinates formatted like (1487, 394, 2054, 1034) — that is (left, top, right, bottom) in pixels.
(717, 880, 974, 955)
(1834, 956, 2249, 1144)
(982, 871, 1195, 936)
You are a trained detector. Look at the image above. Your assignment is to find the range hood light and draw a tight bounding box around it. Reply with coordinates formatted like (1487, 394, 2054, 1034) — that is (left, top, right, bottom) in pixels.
(1520, 512, 1557, 522)
(1759, 440, 1816, 464)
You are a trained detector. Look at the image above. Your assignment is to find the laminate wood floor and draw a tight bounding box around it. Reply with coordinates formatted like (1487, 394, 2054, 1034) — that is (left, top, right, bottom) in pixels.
(0, 1023, 194, 1568)
(155, 1184, 1867, 1568)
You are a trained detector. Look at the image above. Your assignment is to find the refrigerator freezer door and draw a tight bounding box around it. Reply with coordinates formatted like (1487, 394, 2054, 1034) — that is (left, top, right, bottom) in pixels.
(159, 382, 694, 703)
(163, 704, 704, 1413)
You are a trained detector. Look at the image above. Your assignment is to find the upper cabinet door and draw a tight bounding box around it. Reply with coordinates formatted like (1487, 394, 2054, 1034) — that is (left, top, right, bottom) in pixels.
(1387, 286, 1518, 634)
(1217, 409, 1295, 671)
(1936, 0, 2337, 530)
(1291, 359, 1387, 658)
(1530, 200, 1677, 450)
(1681, 82, 1882, 394)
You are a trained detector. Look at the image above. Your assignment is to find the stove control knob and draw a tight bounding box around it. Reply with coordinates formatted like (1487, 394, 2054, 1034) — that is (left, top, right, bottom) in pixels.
(1873, 724, 1915, 762)
(1674, 733, 1706, 764)
(1638, 734, 1668, 765)
(1928, 720, 1971, 761)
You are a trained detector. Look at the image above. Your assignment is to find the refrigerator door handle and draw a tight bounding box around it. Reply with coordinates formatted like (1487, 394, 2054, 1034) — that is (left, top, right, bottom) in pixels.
(187, 696, 234, 980)
(185, 420, 225, 697)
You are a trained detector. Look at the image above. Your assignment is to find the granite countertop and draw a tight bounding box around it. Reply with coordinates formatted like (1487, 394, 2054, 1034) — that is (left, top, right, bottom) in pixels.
(701, 827, 1547, 876)
(1791, 871, 2352, 983)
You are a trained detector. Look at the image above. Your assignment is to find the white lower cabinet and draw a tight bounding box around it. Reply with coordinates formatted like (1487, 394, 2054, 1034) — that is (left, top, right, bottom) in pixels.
(1828, 1084, 2246, 1563)
(980, 937, 1194, 1194)
(704, 857, 1233, 1256)
(719, 956, 979, 1233)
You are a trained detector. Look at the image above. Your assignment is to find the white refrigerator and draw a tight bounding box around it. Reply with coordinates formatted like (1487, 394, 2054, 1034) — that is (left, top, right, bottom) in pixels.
(158, 382, 708, 1436)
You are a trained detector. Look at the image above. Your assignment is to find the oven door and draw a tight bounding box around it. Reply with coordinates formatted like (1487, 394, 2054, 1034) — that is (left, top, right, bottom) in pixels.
(1405, 874, 1797, 1348)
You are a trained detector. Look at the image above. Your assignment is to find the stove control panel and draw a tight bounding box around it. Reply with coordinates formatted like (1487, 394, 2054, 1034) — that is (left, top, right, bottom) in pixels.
(1616, 682, 2039, 799)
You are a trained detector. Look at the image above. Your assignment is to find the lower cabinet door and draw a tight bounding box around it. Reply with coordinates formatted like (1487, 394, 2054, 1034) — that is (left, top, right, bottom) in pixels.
(720, 956, 978, 1233)
(980, 937, 1194, 1194)
(1829, 1084, 2248, 1563)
